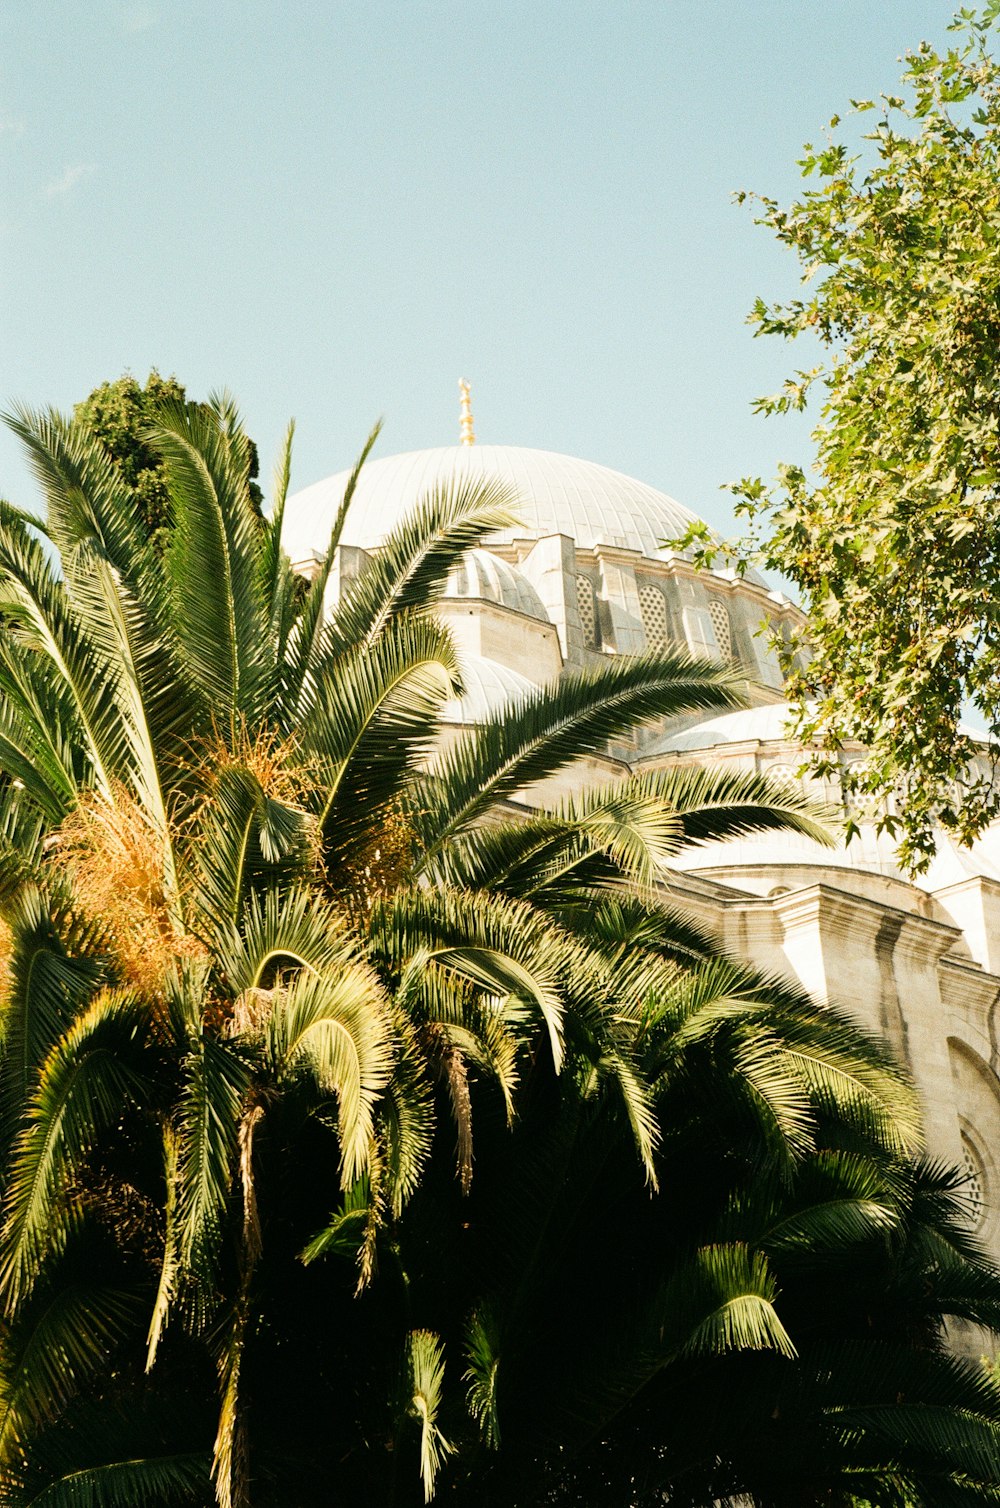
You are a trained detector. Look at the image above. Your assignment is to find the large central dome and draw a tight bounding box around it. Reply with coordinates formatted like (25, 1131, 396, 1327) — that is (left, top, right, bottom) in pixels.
(282, 444, 711, 566)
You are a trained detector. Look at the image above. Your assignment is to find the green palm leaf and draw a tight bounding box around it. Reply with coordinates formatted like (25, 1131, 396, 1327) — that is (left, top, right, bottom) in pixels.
(328, 473, 521, 650)
(266, 963, 393, 1186)
(0, 642, 85, 823)
(299, 612, 458, 851)
(464, 1308, 502, 1450)
(22, 1452, 210, 1508)
(153, 396, 271, 729)
(411, 649, 743, 860)
(404, 1329, 454, 1503)
(215, 886, 351, 994)
(645, 762, 839, 849)
(0, 990, 146, 1310)
(0, 889, 105, 1158)
(0, 503, 131, 801)
(4, 405, 188, 871)
(192, 763, 315, 943)
(0, 1283, 139, 1468)
(258, 415, 296, 647)
(278, 419, 381, 720)
(171, 1029, 251, 1326)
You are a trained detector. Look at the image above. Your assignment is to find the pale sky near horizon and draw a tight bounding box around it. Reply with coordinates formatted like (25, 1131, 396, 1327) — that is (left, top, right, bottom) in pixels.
(0, 0, 969, 538)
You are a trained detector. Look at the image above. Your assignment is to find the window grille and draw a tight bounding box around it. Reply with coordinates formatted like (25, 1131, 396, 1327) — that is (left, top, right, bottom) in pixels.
(708, 599, 732, 662)
(576, 574, 598, 650)
(639, 583, 670, 653)
(962, 1136, 986, 1226)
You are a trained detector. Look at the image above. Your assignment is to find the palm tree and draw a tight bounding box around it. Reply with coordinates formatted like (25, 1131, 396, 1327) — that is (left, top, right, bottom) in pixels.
(0, 395, 997, 1507)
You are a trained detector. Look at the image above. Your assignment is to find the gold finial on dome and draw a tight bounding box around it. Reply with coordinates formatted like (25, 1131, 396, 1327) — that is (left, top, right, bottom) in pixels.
(458, 378, 476, 446)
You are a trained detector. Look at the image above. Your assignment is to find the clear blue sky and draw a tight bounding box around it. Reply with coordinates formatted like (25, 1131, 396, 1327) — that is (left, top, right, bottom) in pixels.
(0, 0, 965, 535)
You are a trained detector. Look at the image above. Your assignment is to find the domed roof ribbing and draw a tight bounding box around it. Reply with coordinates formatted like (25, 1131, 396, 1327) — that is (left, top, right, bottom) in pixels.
(651, 704, 800, 754)
(443, 548, 548, 621)
(440, 654, 537, 726)
(283, 444, 739, 572)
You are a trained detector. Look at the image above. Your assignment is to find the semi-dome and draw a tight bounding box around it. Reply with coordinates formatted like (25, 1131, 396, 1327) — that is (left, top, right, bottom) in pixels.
(440, 653, 537, 726)
(443, 548, 548, 621)
(283, 444, 756, 581)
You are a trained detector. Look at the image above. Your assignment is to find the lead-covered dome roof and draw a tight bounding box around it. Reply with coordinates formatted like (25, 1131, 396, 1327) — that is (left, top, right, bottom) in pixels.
(443, 548, 548, 621)
(440, 654, 537, 726)
(283, 444, 753, 578)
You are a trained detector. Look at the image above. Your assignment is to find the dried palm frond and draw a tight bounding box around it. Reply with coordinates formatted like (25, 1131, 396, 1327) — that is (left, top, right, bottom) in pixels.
(186, 720, 318, 813)
(339, 801, 415, 920)
(55, 785, 205, 998)
(227, 985, 280, 1040)
(422, 1022, 474, 1194)
(0, 914, 12, 1009)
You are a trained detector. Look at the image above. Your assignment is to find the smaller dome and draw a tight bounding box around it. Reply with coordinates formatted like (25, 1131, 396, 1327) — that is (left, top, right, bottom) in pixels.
(648, 701, 992, 759)
(441, 654, 537, 726)
(443, 549, 548, 622)
(649, 703, 801, 755)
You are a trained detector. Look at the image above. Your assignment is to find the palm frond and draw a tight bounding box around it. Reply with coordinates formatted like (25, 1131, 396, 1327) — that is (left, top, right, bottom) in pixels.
(300, 1176, 371, 1266)
(405, 1329, 454, 1503)
(730, 1027, 817, 1165)
(267, 963, 393, 1185)
(648, 957, 921, 1155)
(299, 612, 458, 854)
(411, 649, 743, 859)
(370, 886, 630, 1081)
(0, 1282, 139, 1465)
(464, 1308, 502, 1450)
(398, 959, 519, 1125)
(0, 887, 106, 1157)
(328, 473, 521, 650)
(0, 789, 47, 903)
(426, 765, 836, 898)
(0, 641, 85, 824)
(23, 1452, 210, 1508)
(805, 1341, 1000, 1490)
(642, 762, 840, 850)
(4, 408, 184, 880)
(153, 398, 271, 729)
(527, 1242, 795, 1471)
(0, 990, 146, 1310)
(0, 502, 132, 800)
(172, 1032, 251, 1324)
(582, 892, 727, 970)
(669, 1244, 798, 1361)
(145, 1124, 180, 1370)
(259, 416, 296, 636)
(192, 762, 315, 944)
(755, 1149, 902, 1256)
(601, 1045, 661, 1187)
(4, 405, 161, 605)
(379, 1008, 436, 1216)
(216, 886, 349, 994)
(278, 419, 381, 721)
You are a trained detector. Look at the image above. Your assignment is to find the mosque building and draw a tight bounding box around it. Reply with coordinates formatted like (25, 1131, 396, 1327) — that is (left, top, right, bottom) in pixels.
(282, 383, 1000, 1268)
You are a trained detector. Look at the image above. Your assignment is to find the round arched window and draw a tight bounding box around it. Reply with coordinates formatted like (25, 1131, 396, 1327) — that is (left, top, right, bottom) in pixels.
(961, 1133, 988, 1228)
(707, 598, 733, 662)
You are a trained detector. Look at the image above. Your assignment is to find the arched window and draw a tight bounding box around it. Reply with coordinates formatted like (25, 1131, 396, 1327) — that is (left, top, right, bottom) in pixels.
(576, 574, 598, 650)
(708, 598, 732, 662)
(639, 582, 670, 653)
(962, 1134, 988, 1228)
